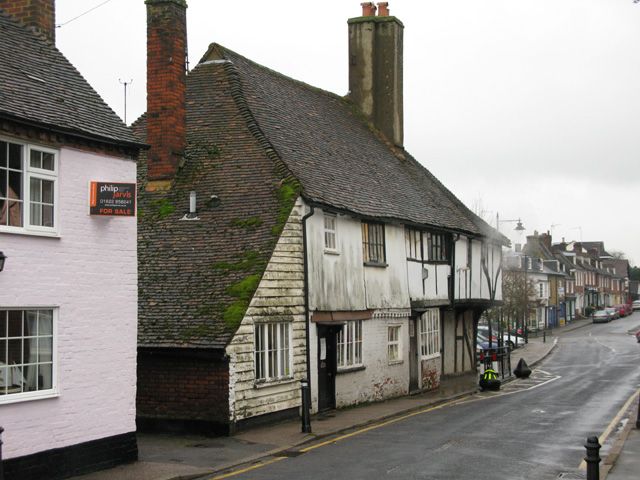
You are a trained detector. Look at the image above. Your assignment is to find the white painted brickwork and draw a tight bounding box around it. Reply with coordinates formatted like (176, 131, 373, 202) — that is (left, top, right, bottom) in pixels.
(0, 147, 137, 459)
(227, 199, 307, 422)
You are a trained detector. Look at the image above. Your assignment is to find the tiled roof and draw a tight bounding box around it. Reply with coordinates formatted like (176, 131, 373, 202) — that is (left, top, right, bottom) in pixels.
(208, 45, 506, 242)
(0, 11, 142, 147)
(137, 44, 507, 348)
(136, 61, 293, 348)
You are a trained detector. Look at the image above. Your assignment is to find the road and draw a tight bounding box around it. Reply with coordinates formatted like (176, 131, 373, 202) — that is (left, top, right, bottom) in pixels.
(210, 313, 640, 480)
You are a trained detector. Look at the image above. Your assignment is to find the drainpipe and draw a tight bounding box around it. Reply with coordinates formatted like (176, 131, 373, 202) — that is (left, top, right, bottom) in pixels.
(301, 202, 315, 432)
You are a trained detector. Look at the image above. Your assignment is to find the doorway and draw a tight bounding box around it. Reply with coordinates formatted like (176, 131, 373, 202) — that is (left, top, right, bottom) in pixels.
(317, 325, 338, 412)
(409, 316, 419, 393)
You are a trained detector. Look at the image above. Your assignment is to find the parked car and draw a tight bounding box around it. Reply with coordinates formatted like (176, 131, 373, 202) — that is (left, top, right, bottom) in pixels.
(592, 310, 613, 323)
(636, 330, 640, 343)
(477, 327, 523, 350)
(632, 300, 640, 311)
(605, 307, 620, 320)
(614, 304, 632, 317)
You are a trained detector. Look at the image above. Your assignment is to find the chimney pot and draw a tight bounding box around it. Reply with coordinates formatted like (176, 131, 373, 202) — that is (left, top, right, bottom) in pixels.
(0, 0, 56, 43)
(361, 2, 376, 16)
(377, 2, 389, 16)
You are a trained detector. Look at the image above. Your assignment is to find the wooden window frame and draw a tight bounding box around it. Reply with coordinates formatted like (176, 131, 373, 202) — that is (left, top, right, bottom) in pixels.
(0, 308, 58, 404)
(419, 309, 440, 359)
(337, 320, 363, 369)
(0, 138, 59, 236)
(362, 221, 386, 266)
(254, 322, 292, 383)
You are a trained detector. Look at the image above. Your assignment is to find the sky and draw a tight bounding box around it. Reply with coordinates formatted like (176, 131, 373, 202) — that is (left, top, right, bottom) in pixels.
(55, 0, 640, 265)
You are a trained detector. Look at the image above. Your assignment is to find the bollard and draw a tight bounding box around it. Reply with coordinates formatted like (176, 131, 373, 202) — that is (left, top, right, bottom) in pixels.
(0, 426, 4, 480)
(300, 380, 312, 434)
(636, 392, 640, 429)
(584, 436, 601, 480)
(543, 330, 546, 343)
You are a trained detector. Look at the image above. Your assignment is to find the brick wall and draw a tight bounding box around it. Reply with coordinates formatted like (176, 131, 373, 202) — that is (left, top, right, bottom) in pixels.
(145, 0, 187, 180)
(0, 0, 55, 43)
(137, 351, 230, 432)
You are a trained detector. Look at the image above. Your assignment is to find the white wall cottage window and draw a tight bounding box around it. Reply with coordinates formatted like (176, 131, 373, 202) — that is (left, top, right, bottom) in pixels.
(324, 214, 337, 252)
(337, 320, 362, 369)
(362, 222, 386, 264)
(0, 139, 58, 234)
(387, 325, 401, 363)
(254, 322, 291, 382)
(405, 228, 422, 261)
(419, 309, 440, 359)
(0, 309, 57, 402)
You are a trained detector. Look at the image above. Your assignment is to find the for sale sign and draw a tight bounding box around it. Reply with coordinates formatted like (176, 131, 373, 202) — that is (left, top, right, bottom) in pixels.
(89, 182, 136, 216)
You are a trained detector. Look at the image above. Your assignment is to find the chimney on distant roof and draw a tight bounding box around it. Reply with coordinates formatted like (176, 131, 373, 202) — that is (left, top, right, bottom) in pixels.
(377, 2, 389, 16)
(348, 2, 404, 147)
(145, 0, 187, 185)
(0, 0, 55, 43)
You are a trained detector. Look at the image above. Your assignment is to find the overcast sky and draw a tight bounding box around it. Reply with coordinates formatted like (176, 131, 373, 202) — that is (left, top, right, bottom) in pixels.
(56, 0, 640, 265)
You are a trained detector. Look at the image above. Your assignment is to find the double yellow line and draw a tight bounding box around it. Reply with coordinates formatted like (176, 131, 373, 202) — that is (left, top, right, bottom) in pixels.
(209, 397, 464, 479)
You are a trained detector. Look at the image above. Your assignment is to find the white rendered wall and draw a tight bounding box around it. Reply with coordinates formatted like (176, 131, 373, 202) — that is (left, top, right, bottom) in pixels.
(0, 146, 137, 459)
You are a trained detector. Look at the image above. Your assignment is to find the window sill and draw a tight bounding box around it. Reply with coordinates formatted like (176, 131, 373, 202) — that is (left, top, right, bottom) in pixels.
(420, 353, 441, 361)
(0, 227, 60, 239)
(388, 360, 404, 366)
(337, 365, 366, 374)
(364, 261, 388, 268)
(0, 389, 59, 405)
(253, 377, 296, 389)
(324, 249, 340, 256)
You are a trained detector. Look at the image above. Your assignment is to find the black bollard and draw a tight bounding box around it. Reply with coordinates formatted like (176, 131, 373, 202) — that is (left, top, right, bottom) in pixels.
(300, 380, 312, 434)
(636, 393, 640, 429)
(0, 426, 4, 480)
(543, 330, 546, 343)
(584, 436, 601, 480)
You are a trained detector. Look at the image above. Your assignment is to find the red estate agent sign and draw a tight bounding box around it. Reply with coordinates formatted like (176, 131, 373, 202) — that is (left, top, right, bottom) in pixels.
(89, 182, 136, 216)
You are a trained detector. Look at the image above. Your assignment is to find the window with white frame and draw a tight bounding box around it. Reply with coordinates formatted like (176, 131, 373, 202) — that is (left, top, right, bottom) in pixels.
(1, 309, 55, 400)
(419, 309, 440, 359)
(254, 322, 291, 382)
(337, 320, 362, 369)
(387, 325, 401, 363)
(324, 214, 337, 252)
(0, 139, 57, 232)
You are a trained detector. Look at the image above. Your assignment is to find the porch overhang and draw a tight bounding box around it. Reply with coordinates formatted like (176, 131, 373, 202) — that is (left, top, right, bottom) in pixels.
(311, 310, 374, 325)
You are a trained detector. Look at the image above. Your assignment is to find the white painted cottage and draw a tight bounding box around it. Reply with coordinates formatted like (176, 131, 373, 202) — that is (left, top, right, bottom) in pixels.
(136, 1, 506, 434)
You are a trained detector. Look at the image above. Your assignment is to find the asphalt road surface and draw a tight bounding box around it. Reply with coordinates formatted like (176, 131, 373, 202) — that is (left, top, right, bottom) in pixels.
(212, 313, 640, 480)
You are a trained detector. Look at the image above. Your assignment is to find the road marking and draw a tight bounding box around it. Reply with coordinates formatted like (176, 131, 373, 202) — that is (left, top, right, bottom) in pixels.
(207, 397, 466, 479)
(577, 388, 640, 470)
(209, 457, 285, 479)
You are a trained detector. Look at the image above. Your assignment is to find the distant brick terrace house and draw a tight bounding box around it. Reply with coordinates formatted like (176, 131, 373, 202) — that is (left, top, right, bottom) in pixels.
(136, 0, 507, 434)
(0, 1, 143, 479)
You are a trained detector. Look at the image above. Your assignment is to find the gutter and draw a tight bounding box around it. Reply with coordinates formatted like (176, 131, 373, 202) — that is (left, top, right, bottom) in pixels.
(301, 203, 315, 397)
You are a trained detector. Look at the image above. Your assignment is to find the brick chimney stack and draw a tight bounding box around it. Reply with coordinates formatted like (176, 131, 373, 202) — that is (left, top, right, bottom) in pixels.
(145, 0, 187, 185)
(349, 2, 404, 147)
(0, 0, 55, 43)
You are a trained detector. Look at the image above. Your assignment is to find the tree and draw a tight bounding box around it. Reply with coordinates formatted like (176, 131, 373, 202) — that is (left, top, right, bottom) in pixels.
(630, 266, 640, 281)
(502, 269, 538, 331)
(609, 250, 626, 260)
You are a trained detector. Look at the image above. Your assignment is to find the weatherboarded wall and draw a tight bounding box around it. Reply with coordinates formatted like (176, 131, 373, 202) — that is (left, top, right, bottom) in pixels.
(226, 199, 307, 424)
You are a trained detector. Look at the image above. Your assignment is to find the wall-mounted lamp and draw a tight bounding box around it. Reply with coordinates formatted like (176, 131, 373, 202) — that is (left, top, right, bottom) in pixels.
(0, 251, 7, 272)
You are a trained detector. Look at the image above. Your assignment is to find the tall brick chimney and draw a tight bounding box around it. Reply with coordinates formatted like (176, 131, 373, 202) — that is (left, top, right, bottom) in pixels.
(145, 0, 187, 184)
(0, 0, 56, 43)
(348, 2, 404, 147)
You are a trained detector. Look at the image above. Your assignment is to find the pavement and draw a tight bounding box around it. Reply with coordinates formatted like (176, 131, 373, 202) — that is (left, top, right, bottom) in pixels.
(69, 316, 625, 480)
